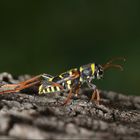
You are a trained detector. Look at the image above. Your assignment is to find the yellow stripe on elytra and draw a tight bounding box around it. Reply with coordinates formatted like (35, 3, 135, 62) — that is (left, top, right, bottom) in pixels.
(91, 63, 95, 74)
(43, 89, 46, 93)
(48, 78, 53, 81)
(51, 87, 55, 92)
(59, 75, 63, 78)
(56, 86, 60, 91)
(39, 85, 43, 94)
(46, 87, 50, 93)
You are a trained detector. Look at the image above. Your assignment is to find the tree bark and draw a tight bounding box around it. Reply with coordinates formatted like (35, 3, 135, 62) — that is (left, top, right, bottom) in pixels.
(0, 73, 139, 140)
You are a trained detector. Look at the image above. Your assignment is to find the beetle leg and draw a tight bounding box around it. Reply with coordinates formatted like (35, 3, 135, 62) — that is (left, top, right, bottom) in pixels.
(62, 83, 80, 105)
(91, 89, 100, 105)
(61, 71, 80, 105)
(0, 75, 42, 94)
(51, 83, 64, 89)
(87, 83, 100, 105)
(62, 88, 73, 105)
(75, 85, 80, 97)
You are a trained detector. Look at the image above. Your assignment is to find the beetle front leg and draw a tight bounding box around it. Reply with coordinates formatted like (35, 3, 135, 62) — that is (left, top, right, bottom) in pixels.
(91, 89, 100, 105)
(87, 83, 100, 105)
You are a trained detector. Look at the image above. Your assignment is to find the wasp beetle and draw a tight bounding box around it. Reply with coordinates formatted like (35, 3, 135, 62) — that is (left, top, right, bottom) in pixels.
(0, 57, 125, 105)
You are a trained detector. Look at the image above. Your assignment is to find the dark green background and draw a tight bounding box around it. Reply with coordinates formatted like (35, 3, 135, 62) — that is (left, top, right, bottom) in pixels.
(0, 1, 140, 95)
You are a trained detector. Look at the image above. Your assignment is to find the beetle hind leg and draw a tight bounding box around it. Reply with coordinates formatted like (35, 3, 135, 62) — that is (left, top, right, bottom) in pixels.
(0, 75, 42, 94)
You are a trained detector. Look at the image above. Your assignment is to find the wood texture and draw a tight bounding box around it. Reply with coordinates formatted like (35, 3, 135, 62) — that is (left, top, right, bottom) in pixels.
(0, 73, 139, 140)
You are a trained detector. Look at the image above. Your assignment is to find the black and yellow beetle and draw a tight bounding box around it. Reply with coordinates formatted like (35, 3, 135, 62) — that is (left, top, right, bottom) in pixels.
(0, 57, 125, 105)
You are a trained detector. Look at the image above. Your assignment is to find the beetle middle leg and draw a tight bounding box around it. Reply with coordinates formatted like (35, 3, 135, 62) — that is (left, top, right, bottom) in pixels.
(62, 88, 73, 105)
(62, 83, 80, 105)
(62, 72, 80, 105)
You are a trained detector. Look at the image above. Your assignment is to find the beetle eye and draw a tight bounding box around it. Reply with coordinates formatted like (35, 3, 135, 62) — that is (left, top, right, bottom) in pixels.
(99, 70, 103, 75)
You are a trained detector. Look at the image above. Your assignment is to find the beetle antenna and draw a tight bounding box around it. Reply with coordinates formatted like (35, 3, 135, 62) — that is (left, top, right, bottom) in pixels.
(102, 57, 126, 71)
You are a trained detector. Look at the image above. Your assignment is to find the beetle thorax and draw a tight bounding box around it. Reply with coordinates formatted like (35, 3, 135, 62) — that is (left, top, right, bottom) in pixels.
(79, 63, 95, 82)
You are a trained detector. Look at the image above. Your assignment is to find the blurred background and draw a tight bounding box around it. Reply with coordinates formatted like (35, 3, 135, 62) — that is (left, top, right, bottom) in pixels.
(0, 0, 140, 95)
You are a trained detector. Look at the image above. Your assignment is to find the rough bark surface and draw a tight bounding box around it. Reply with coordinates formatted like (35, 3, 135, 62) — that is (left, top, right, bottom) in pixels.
(0, 73, 139, 140)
